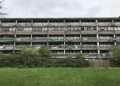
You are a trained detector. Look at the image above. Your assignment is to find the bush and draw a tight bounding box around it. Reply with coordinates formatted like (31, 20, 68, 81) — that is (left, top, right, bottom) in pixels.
(51, 54, 89, 67)
(0, 48, 89, 67)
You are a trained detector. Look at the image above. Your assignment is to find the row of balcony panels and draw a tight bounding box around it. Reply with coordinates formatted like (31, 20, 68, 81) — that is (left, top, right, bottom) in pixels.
(1, 22, 120, 27)
(1, 31, 120, 35)
(0, 45, 113, 51)
(0, 38, 119, 42)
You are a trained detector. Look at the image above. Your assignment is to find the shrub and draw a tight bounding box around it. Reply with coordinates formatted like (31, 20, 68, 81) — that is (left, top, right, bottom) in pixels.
(51, 54, 89, 67)
(0, 49, 89, 67)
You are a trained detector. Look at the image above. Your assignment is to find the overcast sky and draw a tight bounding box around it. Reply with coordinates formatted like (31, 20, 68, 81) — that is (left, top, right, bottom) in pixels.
(1, 0, 120, 18)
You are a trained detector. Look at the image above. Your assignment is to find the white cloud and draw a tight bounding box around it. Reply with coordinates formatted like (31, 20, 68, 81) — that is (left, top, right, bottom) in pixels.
(2, 0, 120, 18)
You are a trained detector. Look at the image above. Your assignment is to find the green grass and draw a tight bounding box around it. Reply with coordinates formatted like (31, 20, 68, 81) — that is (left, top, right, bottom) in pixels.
(0, 68, 120, 86)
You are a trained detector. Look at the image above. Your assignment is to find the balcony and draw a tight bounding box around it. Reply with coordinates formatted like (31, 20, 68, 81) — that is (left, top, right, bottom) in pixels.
(48, 31, 64, 35)
(65, 52, 80, 55)
(114, 22, 120, 26)
(115, 30, 120, 34)
(0, 31, 15, 34)
(66, 37, 80, 42)
(99, 30, 114, 34)
(32, 37, 47, 42)
(0, 38, 14, 42)
(48, 23, 65, 27)
(116, 37, 120, 42)
(17, 23, 33, 27)
(99, 45, 113, 50)
(16, 38, 31, 42)
(1, 23, 16, 27)
(99, 53, 112, 58)
(16, 31, 32, 34)
(81, 31, 97, 34)
(80, 22, 96, 26)
(82, 37, 97, 42)
(16, 45, 31, 49)
(49, 45, 64, 50)
(66, 23, 80, 27)
(99, 37, 113, 42)
(65, 45, 81, 50)
(32, 31, 48, 35)
(32, 23, 49, 27)
(51, 53, 65, 57)
(97, 22, 113, 26)
(65, 31, 80, 34)
(48, 37, 64, 42)
(83, 53, 97, 58)
(0, 45, 14, 50)
(82, 45, 97, 50)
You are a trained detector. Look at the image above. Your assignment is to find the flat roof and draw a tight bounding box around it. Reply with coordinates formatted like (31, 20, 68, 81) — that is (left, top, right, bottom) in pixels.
(0, 17, 120, 22)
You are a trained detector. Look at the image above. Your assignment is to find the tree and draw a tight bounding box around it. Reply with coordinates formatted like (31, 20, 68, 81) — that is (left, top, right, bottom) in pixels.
(37, 46, 51, 58)
(21, 48, 38, 57)
(111, 45, 120, 66)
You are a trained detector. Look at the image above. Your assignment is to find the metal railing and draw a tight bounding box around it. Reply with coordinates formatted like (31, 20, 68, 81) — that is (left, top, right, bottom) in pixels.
(82, 37, 97, 41)
(0, 38, 14, 42)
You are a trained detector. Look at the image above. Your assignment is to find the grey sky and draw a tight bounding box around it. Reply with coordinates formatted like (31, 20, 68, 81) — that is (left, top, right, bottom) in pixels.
(2, 0, 120, 18)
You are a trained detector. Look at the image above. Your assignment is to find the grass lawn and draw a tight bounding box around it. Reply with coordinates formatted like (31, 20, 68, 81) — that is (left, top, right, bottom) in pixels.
(0, 68, 120, 86)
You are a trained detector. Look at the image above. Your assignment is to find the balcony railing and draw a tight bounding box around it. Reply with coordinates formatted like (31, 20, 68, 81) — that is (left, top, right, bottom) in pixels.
(52, 53, 65, 56)
(99, 45, 113, 49)
(114, 22, 120, 26)
(66, 23, 80, 27)
(115, 37, 120, 41)
(16, 38, 31, 42)
(0, 38, 14, 42)
(1, 23, 16, 27)
(65, 45, 80, 50)
(49, 45, 64, 50)
(32, 23, 49, 27)
(0, 45, 14, 50)
(81, 30, 97, 34)
(32, 37, 47, 42)
(82, 45, 97, 50)
(99, 37, 113, 42)
(66, 37, 80, 41)
(80, 23, 96, 26)
(16, 45, 31, 49)
(17, 23, 33, 27)
(97, 22, 113, 26)
(82, 37, 97, 42)
(99, 53, 112, 58)
(99, 30, 114, 34)
(48, 23, 65, 27)
(65, 53, 81, 55)
(83, 53, 97, 58)
(48, 38, 64, 42)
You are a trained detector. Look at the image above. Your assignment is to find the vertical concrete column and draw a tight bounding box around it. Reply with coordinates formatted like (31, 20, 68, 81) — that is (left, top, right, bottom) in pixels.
(114, 34, 116, 46)
(13, 20, 18, 53)
(64, 20, 66, 55)
(30, 20, 33, 47)
(96, 20, 100, 58)
(112, 20, 116, 46)
(47, 20, 49, 48)
(79, 20, 82, 54)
